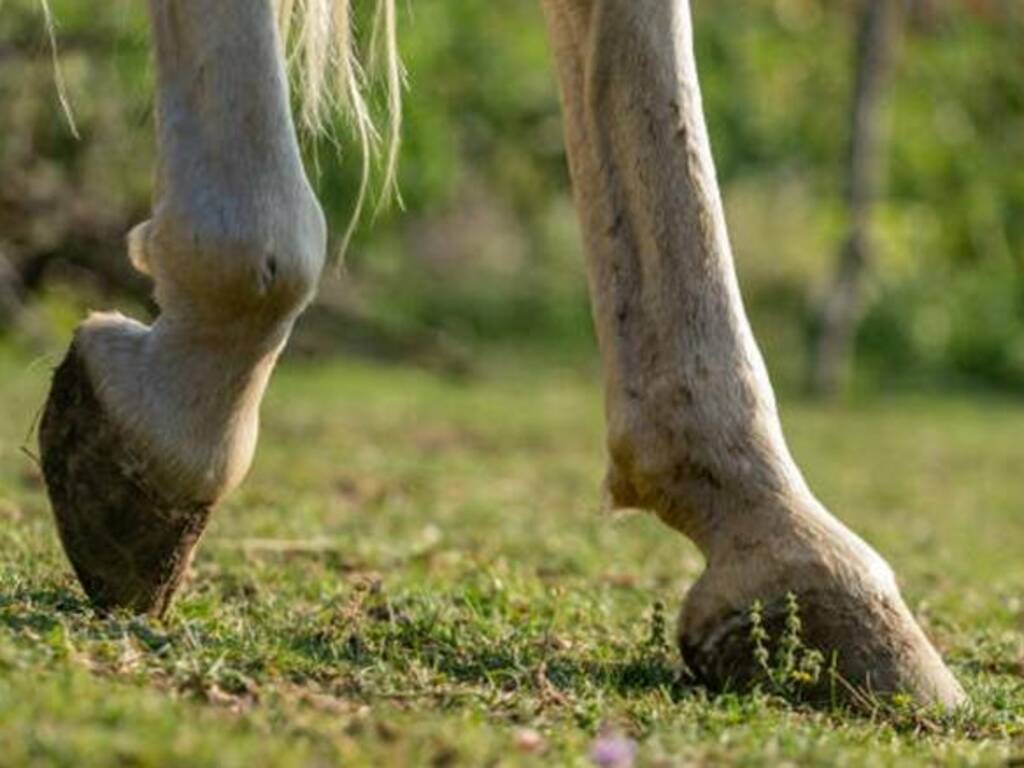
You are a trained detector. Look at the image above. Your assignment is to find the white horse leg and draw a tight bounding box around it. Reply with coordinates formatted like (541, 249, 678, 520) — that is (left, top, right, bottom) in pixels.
(39, 0, 325, 615)
(540, 0, 964, 707)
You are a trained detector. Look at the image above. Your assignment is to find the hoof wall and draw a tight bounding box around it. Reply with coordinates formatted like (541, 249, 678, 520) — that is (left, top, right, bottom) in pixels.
(680, 585, 966, 710)
(39, 341, 211, 617)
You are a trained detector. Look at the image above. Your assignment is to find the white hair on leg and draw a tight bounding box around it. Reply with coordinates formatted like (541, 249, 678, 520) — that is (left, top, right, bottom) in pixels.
(368, 0, 404, 212)
(275, 0, 404, 255)
(39, 0, 80, 138)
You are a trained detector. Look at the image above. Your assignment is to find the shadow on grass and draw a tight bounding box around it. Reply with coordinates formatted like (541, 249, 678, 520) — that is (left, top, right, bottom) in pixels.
(0, 584, 175, 652)
(0, 583, 90, 631)
(1, 581, 683, 702)
(287, 608, 687, 702)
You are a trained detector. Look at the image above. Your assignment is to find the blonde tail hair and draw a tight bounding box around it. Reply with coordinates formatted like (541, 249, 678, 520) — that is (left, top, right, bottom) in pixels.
(275, 0, 403, 256)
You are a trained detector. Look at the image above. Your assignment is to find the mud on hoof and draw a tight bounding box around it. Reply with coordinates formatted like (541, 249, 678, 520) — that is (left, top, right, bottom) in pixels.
(39, 342, 212, 617)
(678, 584, 966, 710)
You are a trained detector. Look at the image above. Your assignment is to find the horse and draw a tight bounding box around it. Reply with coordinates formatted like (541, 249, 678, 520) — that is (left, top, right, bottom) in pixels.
(37, 0, 964, 708)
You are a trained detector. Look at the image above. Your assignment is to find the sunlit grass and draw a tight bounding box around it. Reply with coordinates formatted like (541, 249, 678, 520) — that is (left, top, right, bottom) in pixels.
(1, 341, 1022, 766)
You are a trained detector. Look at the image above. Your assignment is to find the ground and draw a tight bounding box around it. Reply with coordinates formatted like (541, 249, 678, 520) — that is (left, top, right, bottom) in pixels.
(0, 338, 1022, 767)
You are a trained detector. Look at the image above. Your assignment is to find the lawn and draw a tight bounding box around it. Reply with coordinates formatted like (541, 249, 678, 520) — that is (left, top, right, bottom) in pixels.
(0, 339, 1021, 766)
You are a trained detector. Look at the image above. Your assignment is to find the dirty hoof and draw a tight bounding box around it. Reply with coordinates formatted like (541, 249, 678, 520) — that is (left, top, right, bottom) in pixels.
(680, 584, 965, 710)
(39, 341, 211, 617)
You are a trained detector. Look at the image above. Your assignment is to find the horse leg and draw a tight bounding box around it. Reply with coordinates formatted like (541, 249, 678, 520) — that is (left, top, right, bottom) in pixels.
(38, 0, 325, 615)
(539, 0, 964, 707)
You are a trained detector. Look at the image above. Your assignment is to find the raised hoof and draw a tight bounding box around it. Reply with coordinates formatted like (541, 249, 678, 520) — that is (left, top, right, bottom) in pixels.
(679, 580, 966, 710)
(39, 341, 212, 617)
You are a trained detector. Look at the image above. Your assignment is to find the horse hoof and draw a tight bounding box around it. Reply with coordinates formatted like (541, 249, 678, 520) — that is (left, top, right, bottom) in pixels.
(677, 538, 966, 710)
(39, 340, 212, 617)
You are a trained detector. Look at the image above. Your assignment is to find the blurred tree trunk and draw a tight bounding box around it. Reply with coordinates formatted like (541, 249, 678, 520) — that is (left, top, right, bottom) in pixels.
(0, 251, 23, 329)
(808, 0, 899, 396)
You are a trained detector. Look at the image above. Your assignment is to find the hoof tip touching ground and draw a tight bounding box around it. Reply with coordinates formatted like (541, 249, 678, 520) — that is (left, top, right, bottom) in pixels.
(679, 583, 967, 711)
(39, 341, 211, 617)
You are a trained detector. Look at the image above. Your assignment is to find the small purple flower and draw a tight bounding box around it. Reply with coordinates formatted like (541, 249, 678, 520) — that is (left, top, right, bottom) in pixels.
(589, 733, 637, 768)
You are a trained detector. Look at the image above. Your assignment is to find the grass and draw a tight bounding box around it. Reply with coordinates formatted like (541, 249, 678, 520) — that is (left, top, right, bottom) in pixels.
(0, 336, 1022, 766)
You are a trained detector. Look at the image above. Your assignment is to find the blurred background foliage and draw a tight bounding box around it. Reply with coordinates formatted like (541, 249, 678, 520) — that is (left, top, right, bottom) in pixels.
(0, 0, 1021, 392)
